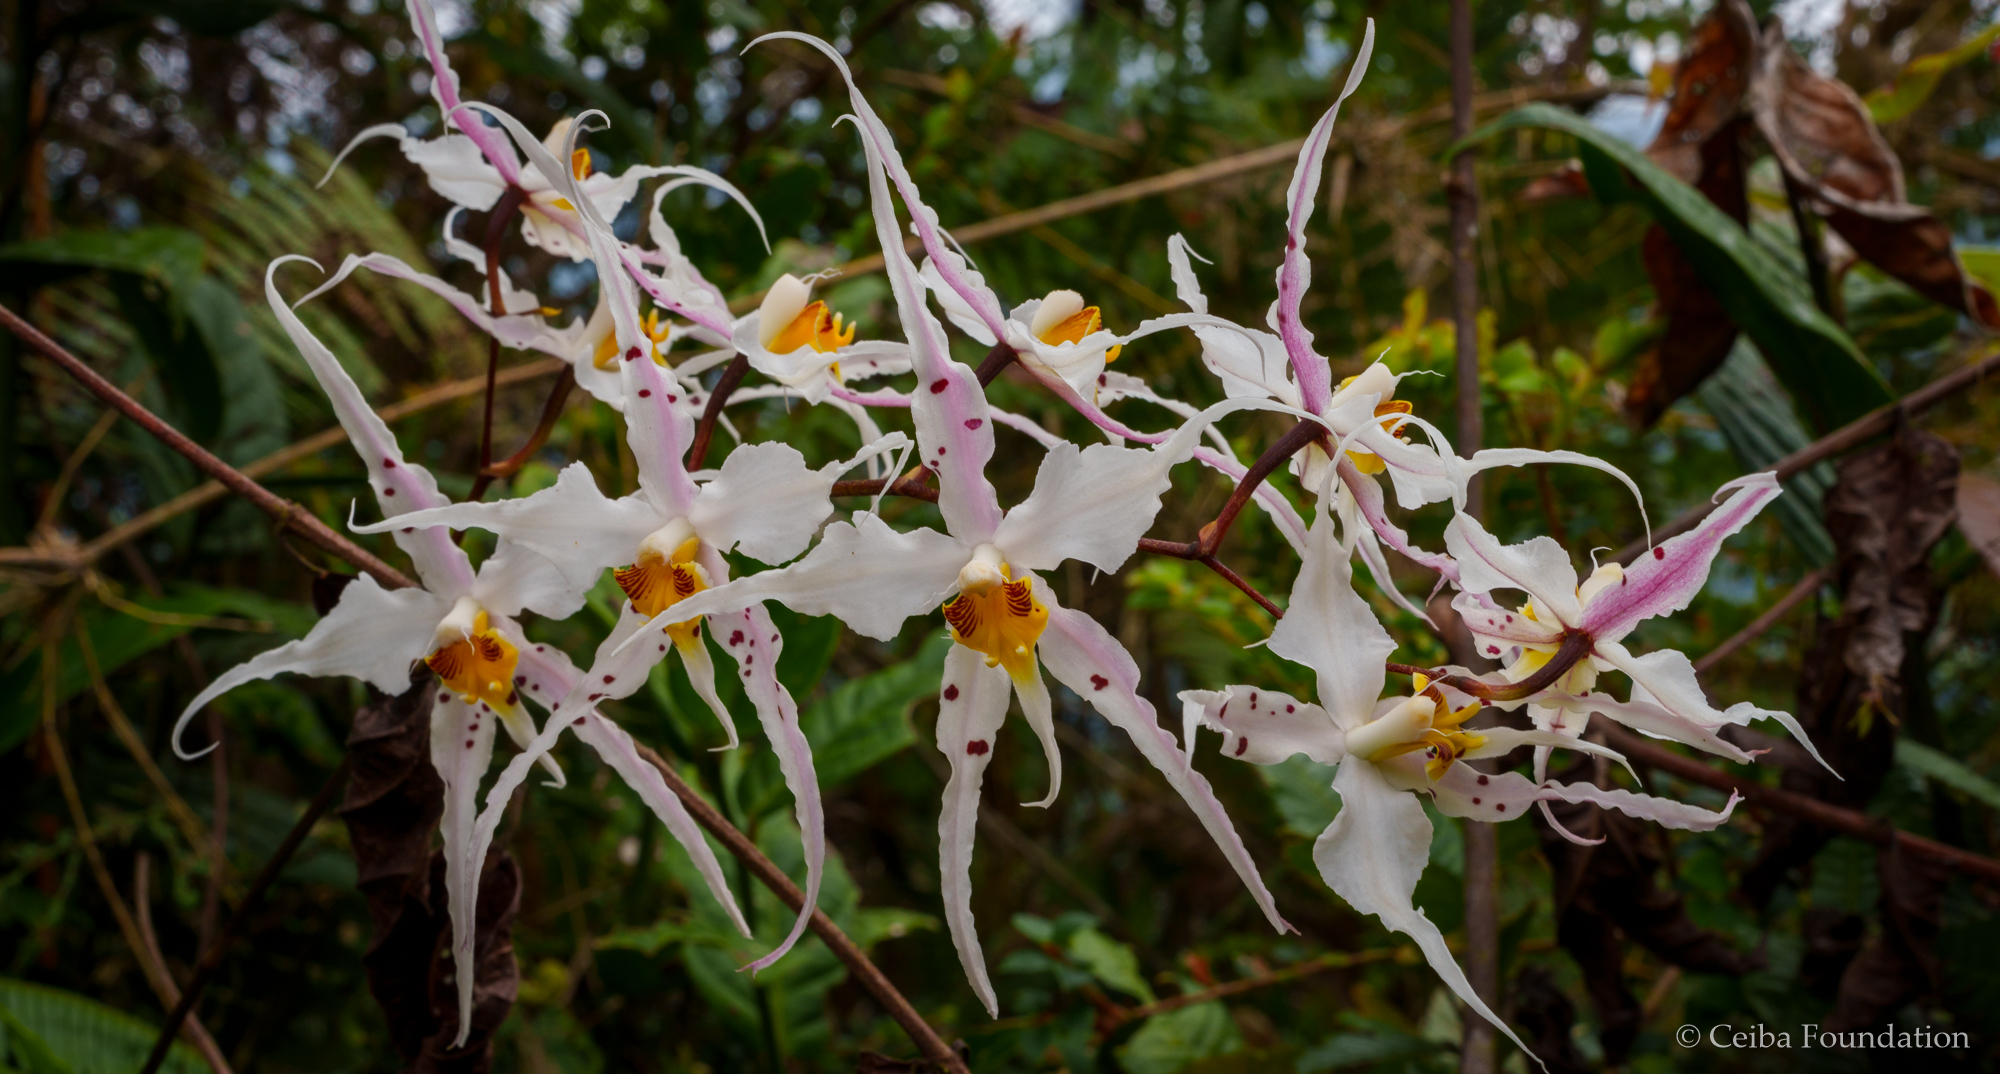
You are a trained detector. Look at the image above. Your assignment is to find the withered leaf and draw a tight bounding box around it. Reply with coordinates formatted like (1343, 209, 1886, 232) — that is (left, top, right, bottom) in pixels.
(1822, 430, 1959, 697)
(1956, 471, 2000, 581)
(1643, 0, 1759, 185)
(1750, 22, 2000, 328)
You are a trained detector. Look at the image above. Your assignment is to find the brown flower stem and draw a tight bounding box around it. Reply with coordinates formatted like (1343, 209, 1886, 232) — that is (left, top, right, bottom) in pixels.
(477, 186, 529, 481)
(1385, 631, 1595, 704)
(140, 756, 352, 1074)
(0, 303, 414, 589)
(631, 743, 969, 1074)
(469, 365, 576, 502)
(686, 353, 750, 471)
(1612, 347, 2000, 565)
(830, 472, 941, 502)
(973, 341, 1016, 386)
(1596, 724, 2000, 885)
(1135, 538, 1283, 619)
(134, 854, 236, 1074)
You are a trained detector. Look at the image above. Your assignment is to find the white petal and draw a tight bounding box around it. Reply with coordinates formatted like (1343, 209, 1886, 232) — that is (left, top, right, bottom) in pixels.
(1038, 589, 1291, 936)
(689, 442, 837, 566)
(1180, 685, 1343, 765)
(935, 644, 1012, 1017)
(1316, 759, 1536, 1065)
(1450, 591, 1566, 658)
(1541, 691, 1754, 764)
(1014, 660, 1062, 809)
(1444, 513, 1583, 627)
(295, 252, 571, 357)
(993, 401, 1226, 574)
(723, 600, 827, 975)
(405, 0, 522, 190)
(403, 133, 506, 210)
(647, 514, 967, 643)
(433, 693, 499, 1044)
(676, 629, 740, 750)
(1267, 509, 1394, 730)
(1460, 728, 1633, 779)
(471, 540, 590, 622)
(1429, 761, 1738, 832)
(1597, 640, 1836, 776)
(268, 257, 474, 595)
(173, 576, 445, 759)
(919, 250, 1001, 345)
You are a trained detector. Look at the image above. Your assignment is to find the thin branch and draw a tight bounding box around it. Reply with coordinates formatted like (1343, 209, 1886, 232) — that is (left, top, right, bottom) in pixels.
(75, 625, 213, 864)
(470, 365, 577, 502)
(1386, 631, 1596, 704)
(139, 756, 352, 1074)
(632, 743, 970, 1074)
(1596, 724, 2000, 885)
(41, 643, 231, 1074)
(686, 354, 750, 471)
(1, 305, 414, 589)
(477, 187, 529, 484)
(134, 855, 236, 1074)
(1103, 947, 1400, 1030)
(973, 342, 1017, 387)
(1613, 347, 2000, 565)
(1693, 565, 1834, 674)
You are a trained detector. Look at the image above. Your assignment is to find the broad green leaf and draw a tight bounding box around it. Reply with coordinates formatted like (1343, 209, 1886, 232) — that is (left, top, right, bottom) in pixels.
(1066, 926, 1154, 1002)
(1897, 740, 2000, 811)
(1456, 104, 1893, 433)
(1964, 247, 2000, 300)
(1256, 755, 1340, 839)
(108, 273, 224, 443)
(0, 997, 72, 1074)
(0, 228, 203, 284)
(1118, 1001, 1242, 1074)
(1864, 23, 2000, 124)
(180, 276, 288, 464)
(0, 979, 205, 1074)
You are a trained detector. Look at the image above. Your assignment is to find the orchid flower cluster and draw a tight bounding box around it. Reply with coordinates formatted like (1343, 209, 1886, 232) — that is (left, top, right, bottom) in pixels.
(173, 9, 1828, 1061)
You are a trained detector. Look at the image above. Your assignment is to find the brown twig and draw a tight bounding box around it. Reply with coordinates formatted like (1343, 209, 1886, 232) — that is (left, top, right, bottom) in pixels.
(1693, 566, 1834, 674)
(686, 354, 750, 471)
(134, 855, 236, 1074)
(0, 304, 414, 589)
(75, 626, 212, 862)
(1101, 947, 1400, 1031)
(1386, 631, 1596, 704)
(1613, 348, 2000, 565)
(831, 472, 942, 502)
(476, 187, 529, 485)
(973, 342, 1017, 387)
(1596, 725, 2000, 884)
(631, 743, 969, 1074)
(470, 365, 577, 502)
(140, 756, 353, 1074)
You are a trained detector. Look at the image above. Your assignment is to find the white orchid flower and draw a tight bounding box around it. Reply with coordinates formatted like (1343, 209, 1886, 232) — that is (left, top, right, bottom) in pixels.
(174, 258, 749, 1050)
(731, 272, 913, 403)
(1447, 473, 1834, 796)
(1179, 502, 1740, 1069)
(607, 57, 1294, 1013)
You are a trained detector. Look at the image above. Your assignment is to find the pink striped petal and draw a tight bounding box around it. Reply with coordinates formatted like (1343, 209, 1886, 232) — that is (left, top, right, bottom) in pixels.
(1579, 473, 1782, 643)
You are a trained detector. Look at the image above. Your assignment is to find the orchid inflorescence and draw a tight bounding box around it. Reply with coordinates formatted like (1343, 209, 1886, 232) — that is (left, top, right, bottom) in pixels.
(173, 6, 1828, 1062)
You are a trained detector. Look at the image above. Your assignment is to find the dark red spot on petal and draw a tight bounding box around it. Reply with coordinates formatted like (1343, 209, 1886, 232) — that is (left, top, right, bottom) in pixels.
(465, 740, 475, 748)
(667, 394, 677, 403)
(505, 691, 517, 705)
(403, 527, 413, 533)
(965, 418, 982, 430)
(1477, 775, 1489, 785)
(514, 676, 526, 686)
(536, 646, 545, 652)
(1250, 692, 1258, 708)
(770, 634, 778, 642)
(439, 693, 450, 703)
(638, 389, 651, 398)
(603, 675, 615, 683)
(1472, 797, 1481, 805)
(626, 346, 642, 360)
(1504, 615, 1513, 623)
(659, 644, 666, 652)
(1654, 546, 1666, 560)
(383, 487, 395, 496)
(1098, 374, 1107, 386)
(383, 458, 396, 468)
(1496, 803, 1507, 812)
(966, 739, 989, 755)
(1235, 738, 1249, 756)
(1286, 704, 1295, 713)
(929, 378, 948, 394)
(729, 630, 743, 646)
(588, 693, 603, 701)
(1487, 646, 1501, 655)
(943, 684, 960, 701)
(574, 717, 586, 726)
(936, 446, 947, 456)
(1090, 674, 1108, 691)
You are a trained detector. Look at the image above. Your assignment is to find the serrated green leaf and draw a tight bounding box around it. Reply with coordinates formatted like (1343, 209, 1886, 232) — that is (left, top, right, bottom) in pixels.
(1455, 103, 1893, 432)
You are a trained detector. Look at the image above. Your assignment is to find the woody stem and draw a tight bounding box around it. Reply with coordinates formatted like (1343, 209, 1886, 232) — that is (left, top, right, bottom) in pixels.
(1386, 630, 1595, 703)
(686, 354, 749, 471)
(477, 186, 529, 481)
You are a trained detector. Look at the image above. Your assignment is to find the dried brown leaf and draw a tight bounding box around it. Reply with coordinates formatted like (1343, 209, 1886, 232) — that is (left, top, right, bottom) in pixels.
(1956, 471, 2000, 580)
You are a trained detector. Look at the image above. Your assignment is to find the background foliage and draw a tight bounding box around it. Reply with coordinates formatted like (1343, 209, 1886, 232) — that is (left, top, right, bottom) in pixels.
(2, 0, 1998, 1071)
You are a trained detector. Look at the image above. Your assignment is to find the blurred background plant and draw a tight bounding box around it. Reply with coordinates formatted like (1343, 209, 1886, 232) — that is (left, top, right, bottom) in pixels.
(0, 0, 1997, 1071)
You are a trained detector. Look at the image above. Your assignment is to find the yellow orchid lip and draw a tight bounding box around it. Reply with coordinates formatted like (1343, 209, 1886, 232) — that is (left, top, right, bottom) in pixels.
(942, 553, 1047, 682)
(1030, 290, 1121, 363)
(1345, 690, 1485, 781)
(592, 309, 675, 370)
(615, 533, 708, 645)
(766, 301, 854, 356)
(1336, 367, 1415, 474)
(425, 608, 522, 710)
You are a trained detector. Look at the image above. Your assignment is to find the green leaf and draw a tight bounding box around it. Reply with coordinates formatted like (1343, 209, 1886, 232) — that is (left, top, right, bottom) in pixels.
(1118, 1002, 1242, 1074)
(1257, 756, 1340, 839)
(180, 276, 288, 464)
(1897, 740, 2000, 811)
(109, 273, 224, 443)
(1697, 341, 1836, 564)
(1864, 23, 2000, 124)
(1065, 926, 1154, 1003)
(0, 997, 73, 1074)
(0, 979, 205, 1074)
(0, 227, 204, 284)
(1455, 104, 1893, 432)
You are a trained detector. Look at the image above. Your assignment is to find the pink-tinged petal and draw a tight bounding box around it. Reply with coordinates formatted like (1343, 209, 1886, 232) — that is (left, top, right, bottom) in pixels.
(918, 249, 1001, 345)
(1317, 759, 1538, 1066)
(1268, 509, 1394, 731)
(1337, 456, 1458, 584)
(676, 627, 739, 750)
(988, 406, 1066, 449)
(433, 693, 500, 1046)
(1013, 660, 1062, 809)
(172, 576, 445, 759)
(749, 33, 1004, 541)
(1450, 591, 1566, 656)
(1353, 524, 1436, 630)
(1541, 692, 1754, 764)
(992, 405, 1222, 574)
(1595, 639, 1835, 775)
(356, 463, 655, 595)
(570, 712, 751, 935)
(935, 643, 1013, 1017)
(689, 442, 839, 566)
(1038, 590, 1292, 936)
(1443, 514, 1583, 627)
(1459, 727, 1632, 777)
(405, 0, 522, 188)
(1580, 473, 1782, 643)
(296, 252, 573, 356)
(752, 33, 1010, 343)
(645, 514, 968, 644)
(723, 599, 827, 974)
(1429, 761, 1739, 832)
(267, 257, 474, 595)
(1274, 21, 1375, 414)
(1179, 685, 1343, 765)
